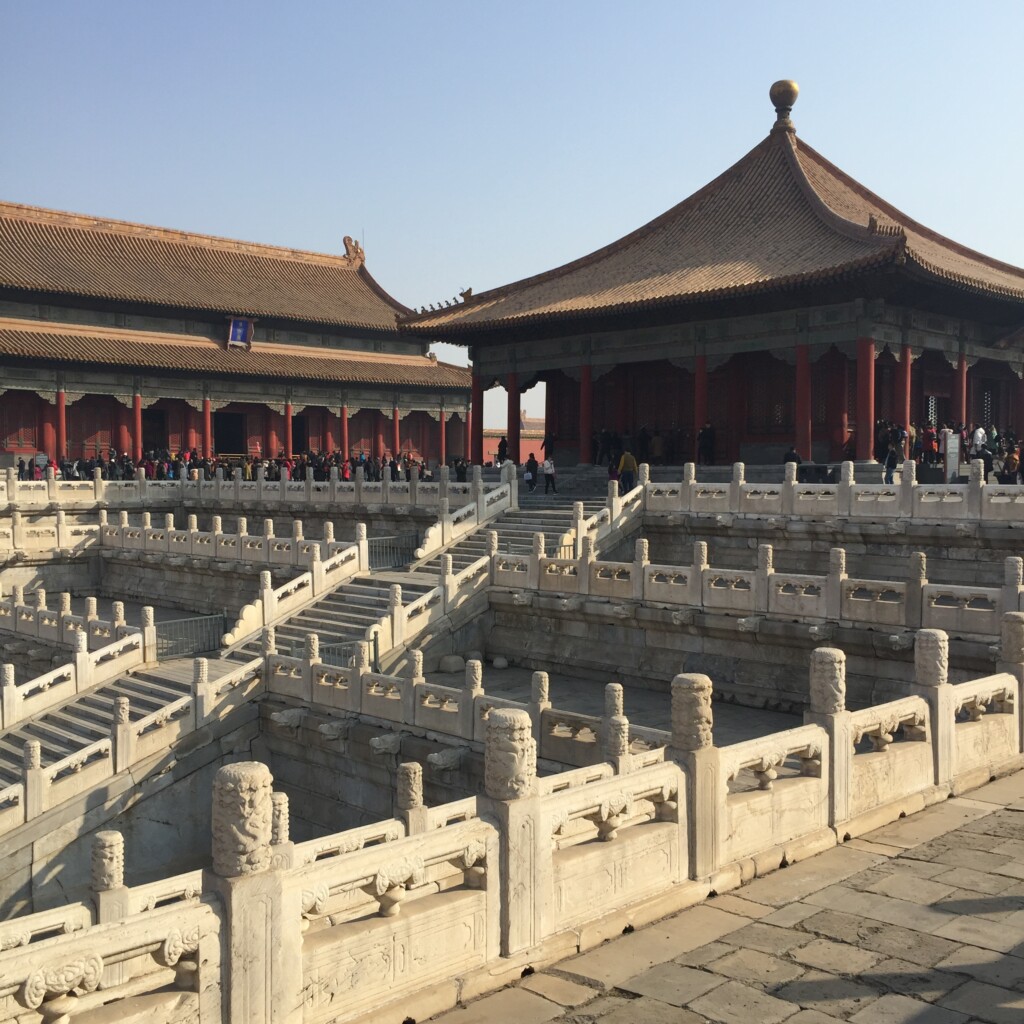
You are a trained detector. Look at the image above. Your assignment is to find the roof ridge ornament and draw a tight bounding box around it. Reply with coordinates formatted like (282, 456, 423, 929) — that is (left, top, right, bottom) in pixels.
(342, 235, 365, 267)
(770, 79, 799, 133)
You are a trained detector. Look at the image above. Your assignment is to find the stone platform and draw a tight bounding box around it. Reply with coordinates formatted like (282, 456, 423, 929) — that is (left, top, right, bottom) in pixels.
(427, 771, 1024, 1024)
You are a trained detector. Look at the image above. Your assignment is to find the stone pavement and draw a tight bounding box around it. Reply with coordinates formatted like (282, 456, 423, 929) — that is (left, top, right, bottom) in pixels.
(427, 772, 1024, 1024)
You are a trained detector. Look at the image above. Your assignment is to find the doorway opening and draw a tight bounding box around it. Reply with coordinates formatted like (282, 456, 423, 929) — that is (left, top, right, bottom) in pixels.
(292, 416, 309, 455)
(214, 412, 247, 455)
(141, 410, 167, 455)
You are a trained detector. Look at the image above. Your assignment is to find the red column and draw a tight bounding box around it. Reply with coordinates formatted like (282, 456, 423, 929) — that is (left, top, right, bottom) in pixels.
(265, 412, 279, 458)
(340, 405, 349, 458)
(470, 374, 484, 465)
(795, 344, 811, 461)
(40, 401, 57, 461)
(439, 408, 447, 466)
(392, 406, 401, 457)
(133, 392, 143, 463)
(829, 354, 850, 460)
(56, 388, 67, 459)
(693, 355, 708, 459)
(506, 373, 520, 464)
(117, 404, 131, 457)
(185, 407, 197, 453)
(376, 413, 386, 459)
(283, 401, 293, 458)
(324, 410, 337, 453)
(953, 354, 967, 427)
(899, 345, 913, 453)
(855, 338, 875, 461)
(578, 365, 593, 464)
(202, 397, 212, 459)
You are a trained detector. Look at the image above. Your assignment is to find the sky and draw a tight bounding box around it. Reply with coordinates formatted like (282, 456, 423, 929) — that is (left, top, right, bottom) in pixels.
(2, 1, 1023, 428)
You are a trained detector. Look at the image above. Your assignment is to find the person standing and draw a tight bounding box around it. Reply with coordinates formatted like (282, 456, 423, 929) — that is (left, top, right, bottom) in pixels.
(617, 448, 638, 493)
(496, 436, 508, 466)
(541, 455, 557, 494)
(883, 443, 899, 484)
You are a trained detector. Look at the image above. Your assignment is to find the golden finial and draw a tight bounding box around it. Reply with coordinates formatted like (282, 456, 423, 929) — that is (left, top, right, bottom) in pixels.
(770, 79, 799, 132)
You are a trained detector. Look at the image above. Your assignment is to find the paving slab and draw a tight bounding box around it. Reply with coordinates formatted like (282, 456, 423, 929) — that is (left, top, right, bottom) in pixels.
(688, 979, 800, 1024)
(785, 1012, 843, 1024)
(428, 987, 562, 1024)
(797, 909, 962, 968)
(673, 941, 733, 968)
(570, 995, 708, 1023)
(709, 947, 805, 987)
(563, 905, 747, 988)
(739, 847, 882, 907)
(938, 979, 1024, 1024)
(618, 962, 723, 1006)
(520, 973, 596, 1008)
(935, 944, 1024, 990)
(932, 914, 1024, 954)
(792, 937, 883, 975)
(848, 992, 968, 1023)
(772, 968, 882, 1018)
(802, 885, 952, 935)
(705, 893, 772, 919)
(866, 958, 967, 1002)
(966, 774, 1024, 806)
(864, 800, 993, 848)
(762, 903, 821, 929)
(844, 838, 904, 857)
(862, 873, 957, 905)
(720, 921, 814, 954)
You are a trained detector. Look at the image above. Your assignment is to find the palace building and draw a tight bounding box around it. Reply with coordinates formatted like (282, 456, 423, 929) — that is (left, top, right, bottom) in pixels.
(0, 203, 471, 466)
(404, 82, 1024, 466)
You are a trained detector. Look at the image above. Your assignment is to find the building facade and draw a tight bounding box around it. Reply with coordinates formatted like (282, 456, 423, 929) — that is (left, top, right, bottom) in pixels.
(0, 203, 470, 467)
(404, 83, 1024, 466)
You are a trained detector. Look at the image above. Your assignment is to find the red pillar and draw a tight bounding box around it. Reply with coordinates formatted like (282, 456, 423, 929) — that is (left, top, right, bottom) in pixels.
(470, 374, 484, 465)
(324, 410, 337, 453)
(56, 388, 67, 460)
(953, 354, 967, 427)
(282, 402, 292, 458)
(899, 345, 913, 453)
(578, 365, 593, 464)
(439, 408, 447, 466)
(693, 355, 708, 460)
(855, 338, 875, 461)
(795, 344, 811, 461)
(202, 397, 212, 459)
(506, 372, 520, 464)
(185, 407, 197, 453)
(376, 412, 386, 459)
(828, 354, 850, 460)
(392, 406, 401, 457)
(40, 401, 57, 461)
(133, 392, 143, 463)
(340, 405, 349, 458)
(117, 405, 131, 457)
(265, 412, 279, 459)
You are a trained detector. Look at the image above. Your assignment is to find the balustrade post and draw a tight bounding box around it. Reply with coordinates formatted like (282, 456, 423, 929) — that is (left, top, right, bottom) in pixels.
(906, 552, 927, 628)
(45, 465, 57, 503)
(680, 462, 695, 513)
(1003, 558, 1024, 617)
(93, 465, 105, 503)
(112, 696, 134, 772)
(730, 462, 745, 512)
(527, 532, 544, 591)
(397, 762, 429, 834)
(389, 584, 404, 647)
(670, 672, 718, 880)
(354, 464, 364, 505)
(208, 761, 301, 1024)
(194, 657, 214, 725)
(92, 830, 130, 987)
(309, 544, 324, 595)
(55, 509, 68, 549)
(838, 461, 855, 517)
(900, 459, 916, 516)
(23, 739, 45, 819)
(302, 632, 319, 703)
(5, 466, 16, 508)
(292, 520, 303, 567)
(826, 548, 847, 621)
(968, 459, 984, 519)
(997, 613, 1024, 752)
(260, 571, 277, 623)
(10, 509, 23, 552)
(804, 647, 850, 830)
(607, 479, 621, 523)
(440, 554, 455, 608)
(141, 606, 157, 664)
(73, 629, 93, 690)
(782, 460, 797, 516)
(755, 543, 773, 614)
(689, 540, 708, 608)
(460, 659, 484, 739)
(2, 664, 18, 729)
(528, 670, 550, 741)
(439, 498, 452, 546)
(483, 708, 543, 954)
(571, 501, 585, 558)
(356, 522, 369, 571)
(911, 629, 954, 790)
(84, 596, 98, 621)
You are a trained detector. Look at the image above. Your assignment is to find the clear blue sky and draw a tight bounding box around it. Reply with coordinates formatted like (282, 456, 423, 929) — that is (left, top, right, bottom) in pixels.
(2, 1, 1022, 427)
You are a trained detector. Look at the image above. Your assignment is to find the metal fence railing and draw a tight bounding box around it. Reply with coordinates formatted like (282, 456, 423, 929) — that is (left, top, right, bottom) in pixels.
(319, 633, 381, 672)
(154, 614, 226, 659)
(368, 533, 419, 571)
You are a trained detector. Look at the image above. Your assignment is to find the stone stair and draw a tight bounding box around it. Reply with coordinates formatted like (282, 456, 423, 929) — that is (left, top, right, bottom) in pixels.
(413, 495, 606, 576)
(0, 659, 211, 786)
(225, 575, 437, 663)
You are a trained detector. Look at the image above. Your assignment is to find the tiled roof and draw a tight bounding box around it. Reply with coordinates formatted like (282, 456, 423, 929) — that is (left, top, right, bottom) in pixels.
(403, 130, 1024, 335)
(0, 318, 470, 390)
(0, 202, 409, 331)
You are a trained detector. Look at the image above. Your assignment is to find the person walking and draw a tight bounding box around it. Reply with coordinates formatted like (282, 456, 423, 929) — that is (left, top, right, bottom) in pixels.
(883, 443, 899, 485)
(541, 455, 557, 493)
(524, 452, 539, 492)
(617, 448, 638, 493)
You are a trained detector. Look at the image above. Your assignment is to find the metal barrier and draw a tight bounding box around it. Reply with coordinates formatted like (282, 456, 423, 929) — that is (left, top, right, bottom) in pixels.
(367, 533, 419, 570)
(319, 633, 381, 672)
(154, 614, 226, 659)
